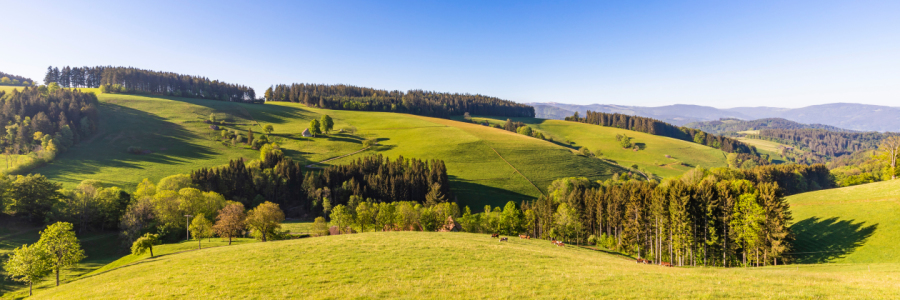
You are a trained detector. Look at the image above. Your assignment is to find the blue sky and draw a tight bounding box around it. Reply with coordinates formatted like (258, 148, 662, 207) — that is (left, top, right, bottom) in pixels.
(2, 0, 899, 108)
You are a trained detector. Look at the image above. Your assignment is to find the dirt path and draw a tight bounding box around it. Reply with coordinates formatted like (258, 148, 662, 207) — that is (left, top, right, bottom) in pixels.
(305, 147, 371, 169)
(490, 147, 544, 195)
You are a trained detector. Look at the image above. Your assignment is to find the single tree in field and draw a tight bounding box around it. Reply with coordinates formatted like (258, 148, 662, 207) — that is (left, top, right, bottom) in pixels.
(3, 244, 52, 296)
(309, 119, 322, 137)
(516, 125, 533, 136)
(189, 214, 214, 249)
(130, 233, 160, 257)
(209, 113, 217, 123)
(579, 147, 592, 157)
(36, 222, 85, 286)
(879, 136, 900, 180)
(213, 203, 246, 245)
(321, 115, 334, 134)
(263, 124, 274, 135)
(247, 127, 254, 145)
(246, 201, 285, 242)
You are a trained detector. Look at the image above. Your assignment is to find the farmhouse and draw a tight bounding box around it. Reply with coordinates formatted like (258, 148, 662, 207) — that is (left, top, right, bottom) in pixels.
(302, 128, 312, 137)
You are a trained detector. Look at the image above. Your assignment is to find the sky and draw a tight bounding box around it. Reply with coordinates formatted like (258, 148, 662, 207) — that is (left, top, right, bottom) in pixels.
(2, 0, 899, 108)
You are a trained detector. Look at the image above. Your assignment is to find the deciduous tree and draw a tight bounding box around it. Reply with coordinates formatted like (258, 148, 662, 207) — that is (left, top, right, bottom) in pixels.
(245, 201, 284, 242)
(130, 233, 160, 257)
(3, 244, 51, 296)
(213, 203, 246, 245)
(189, 214, 213, 249)
(36, 222, 85, 286)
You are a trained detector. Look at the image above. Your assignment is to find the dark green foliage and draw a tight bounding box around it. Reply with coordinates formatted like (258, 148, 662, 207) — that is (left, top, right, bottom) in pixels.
(7, 174, 64, 222)
(755, 129, 896, 161)
(264, 83, 534, 118)
(191, 153, 305, 213)
(0, 87, 99, 155)
(567, 111, 758, 156)
(685, 118, 851, 135)
(0, 71, 35, 86)
(42, 66, 104, 88)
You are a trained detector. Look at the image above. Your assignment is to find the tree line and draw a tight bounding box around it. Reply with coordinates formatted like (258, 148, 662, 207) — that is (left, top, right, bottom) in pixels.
(753, 129, 895, 158)
(0, 86, 99, 172)
(190, 152, 452, 219)
(685, 118, 851, 135)
(566, 111, 759, 155)
(0, 71, 35, 86)
(44, 66, 258, 102)
(264, 83, 534, 118)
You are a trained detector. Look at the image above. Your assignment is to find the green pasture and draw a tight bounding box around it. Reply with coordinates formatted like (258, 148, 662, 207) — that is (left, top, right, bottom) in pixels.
(787, 179, 900, 264)
(466, 116, 728, 178)
(28, 89, 625, 209)
(27, 232, 900, 299)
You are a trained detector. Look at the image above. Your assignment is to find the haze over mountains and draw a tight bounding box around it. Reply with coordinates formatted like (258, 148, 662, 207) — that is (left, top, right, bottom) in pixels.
(531, 102, 900, 132)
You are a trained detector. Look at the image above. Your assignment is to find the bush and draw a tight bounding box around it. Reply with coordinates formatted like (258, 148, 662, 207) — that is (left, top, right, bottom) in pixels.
(363, 138, 378, 147)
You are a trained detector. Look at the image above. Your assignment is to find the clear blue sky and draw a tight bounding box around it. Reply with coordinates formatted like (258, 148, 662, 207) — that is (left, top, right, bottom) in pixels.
(3, 0, 899, 108)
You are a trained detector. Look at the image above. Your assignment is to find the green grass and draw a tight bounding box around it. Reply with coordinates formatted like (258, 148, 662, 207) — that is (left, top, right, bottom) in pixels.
(787, 179, 900, 264)
(281, 220, 314, 234)
(30, 89, 627, 209)
(27, 231, 900, 299)
(466, 116, 728, 178)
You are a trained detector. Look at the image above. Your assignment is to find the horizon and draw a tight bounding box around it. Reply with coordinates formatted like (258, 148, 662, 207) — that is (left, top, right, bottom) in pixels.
(2, 0, 899, 108)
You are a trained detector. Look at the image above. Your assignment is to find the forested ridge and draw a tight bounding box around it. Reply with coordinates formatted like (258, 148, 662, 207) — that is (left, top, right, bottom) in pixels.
(0, 71, 35, 86)
(686, 118, 851, 135)
(191, 153, 451, 217)
(566, 111, 759, 156)
(44, 66, 257, 102)
(754, 129, 893, 158)
(264, 83, 534, 118)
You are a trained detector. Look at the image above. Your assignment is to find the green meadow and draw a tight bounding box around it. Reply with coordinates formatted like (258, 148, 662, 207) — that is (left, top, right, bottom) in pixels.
(787, 179, 900, 264)
(26, 232, 900, 299)
(28, 89, 627, 209)
(466, 116, 729, 178)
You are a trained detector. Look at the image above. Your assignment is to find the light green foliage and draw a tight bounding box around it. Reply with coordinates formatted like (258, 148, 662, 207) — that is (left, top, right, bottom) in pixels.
(730, 194, 764, 266)
(354, 202, 376, 232)
(156, 174, 194, 193)
(329, 205, 354, 234)
(36, 222, 86, 286)
(320, 115, 334, 134)
(3, 243, 52, 296)
(553, 203, 580, 242)
(516, 125, 532, 136)
(189, 214, 214, 249)
(309, 119, 322, 137)
(619, 135, 633, 148)
(263, 124, 274, 135)
(499, 201, 523, 235)
(259, 143, 282, 161)
(374, 202, 395, 231)
(130, 233, 160, 257)
(209, 113, 217, 123)
(246, 201, 284, 242)
(312, 217, 329, 236)
(578, 147, 592, 157)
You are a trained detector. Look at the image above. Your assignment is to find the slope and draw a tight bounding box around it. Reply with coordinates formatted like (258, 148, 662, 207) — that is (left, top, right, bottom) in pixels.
(30, 89, 626, 209)
(466, 116, 728, 178)
(30, 232, 900, 299)
(787, 180, 900, 264)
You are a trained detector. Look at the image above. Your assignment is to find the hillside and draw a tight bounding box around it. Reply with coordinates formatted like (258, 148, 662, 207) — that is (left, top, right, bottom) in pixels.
(25, 88, 625, 209)
(684, 118, 852, 135)
(28, 232, 900, 299)
(787, 180, 900, 264)
(466, 116, 728, 178)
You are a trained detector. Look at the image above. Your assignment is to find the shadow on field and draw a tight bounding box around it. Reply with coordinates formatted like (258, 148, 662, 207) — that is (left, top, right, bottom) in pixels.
(451, 176, 536, 210)
(149, 95, 318, 125)
(790, 217, 877, 263)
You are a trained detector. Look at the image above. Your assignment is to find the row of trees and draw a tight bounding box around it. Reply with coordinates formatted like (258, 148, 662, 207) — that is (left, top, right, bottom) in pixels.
(566, 111, 759, 155)
(42, 66, 106, 88)
(0, 87, 99, 162)
(44, 66, 258, 102)
(190, 153, 452, 219)
(1, 71, 34, 86)
(685, 118, 849, 135)
(264, 83, 534, 118)
(3, 222, 85, 295)
(754, 129, 895, 158)
(0, 175, 130, 231)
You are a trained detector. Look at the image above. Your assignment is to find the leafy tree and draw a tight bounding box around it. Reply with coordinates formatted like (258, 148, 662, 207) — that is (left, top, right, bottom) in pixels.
(355, 201, 376, 232)
(499, 201, 523, 235)
(36, 222, 85, 286)
(130, 233, 160, 257)
(425, 182, 448, 206)
(730, 194, 764, 266)
(263, 124, 274, 135)
(189, 214, 213, 249)
(120, 198, 156, 245)
(312, 216, 329, 236)
(209, 113, 217, 123)
(246, 201, 284, 242)
(213, 203, 246, 245)
(330, 204, 354, 234)
(309, 119, 322, 137)
(321, 115, 334, 134)
(9, 174, 63, 223)
(375, 202, 395, 231)
(516, 125, 533, 136)
(579, 147, 592, 157)
(619, 135, 633, 148)
(247, 127, 254, 145)
(879, 136, 900, 180)
(3, 244, 52, 296)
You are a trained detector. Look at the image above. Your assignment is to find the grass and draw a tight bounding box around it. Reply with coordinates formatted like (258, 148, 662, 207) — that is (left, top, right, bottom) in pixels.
(29, 89, 627, 209)
(26, 231, 900, 299)
(787, 179, 900, 264)
(465, 116, 728, 178)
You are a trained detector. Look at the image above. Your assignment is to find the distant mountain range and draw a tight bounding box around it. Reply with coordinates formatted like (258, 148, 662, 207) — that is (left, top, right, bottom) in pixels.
(529, 102, 900, 132)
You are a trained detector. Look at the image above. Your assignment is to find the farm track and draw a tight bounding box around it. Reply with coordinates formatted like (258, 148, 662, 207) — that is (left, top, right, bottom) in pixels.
(305, 147, 372, 169)
(490, 147, 544, 195)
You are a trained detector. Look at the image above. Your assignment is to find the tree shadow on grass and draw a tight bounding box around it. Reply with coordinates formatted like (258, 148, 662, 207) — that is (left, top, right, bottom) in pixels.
(450, 175, 537, 211)
(790, 217, 877, 264)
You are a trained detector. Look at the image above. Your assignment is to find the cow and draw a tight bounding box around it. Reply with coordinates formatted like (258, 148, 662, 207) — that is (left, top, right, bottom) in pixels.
(553, 241, 565, 247)
(491, 233, 500, 238)
(661, 262, 673, 267)
(636, 259, 645, 264)
(519, 235, 531, 239)
(499, 237, 508, 242)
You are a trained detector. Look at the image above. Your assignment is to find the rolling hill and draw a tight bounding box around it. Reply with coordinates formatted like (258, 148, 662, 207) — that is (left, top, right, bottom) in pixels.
(26, 232, 900, 299)
(787, 180, 900, 264)
(19, 88, 626, 209)
(465, 116, 729, 178)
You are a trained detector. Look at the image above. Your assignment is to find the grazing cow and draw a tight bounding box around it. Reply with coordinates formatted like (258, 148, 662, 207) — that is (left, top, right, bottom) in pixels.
(553, 241, 565, 247)
(661, 262, 673, 267)
(519, 235, 531, 239)
(636, 259, 645, 264)
(491, 233, 500, 238)
(645, 260, 653, 264)
(499, 237, 508, 242)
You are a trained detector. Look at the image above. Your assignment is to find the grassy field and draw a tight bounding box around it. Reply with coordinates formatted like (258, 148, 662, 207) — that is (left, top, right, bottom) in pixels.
(466, 116, 728, 178)
(25, 231, 900, 299)
(26, 89, 627, 209)
(787, 180, 900, 264)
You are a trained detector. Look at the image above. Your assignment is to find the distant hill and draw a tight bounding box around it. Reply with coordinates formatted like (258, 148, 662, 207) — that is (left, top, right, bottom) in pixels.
(684, 118, 852, 135)
(532, 102, 900, 132)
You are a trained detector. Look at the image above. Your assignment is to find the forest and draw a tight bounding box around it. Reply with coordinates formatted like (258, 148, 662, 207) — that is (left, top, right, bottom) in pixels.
(43, 66, 258, 102)
(685, 118, 851, 135)
(753, 129, 893, 158)
(0, 86, 99, 170)
(0, 71, 35, 86)
(264, 83, 534, 118)
(190, 153, 451, 218)
(565, 111, 759, 155)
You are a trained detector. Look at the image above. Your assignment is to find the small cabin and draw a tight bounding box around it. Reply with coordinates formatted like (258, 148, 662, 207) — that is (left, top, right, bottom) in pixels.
(302, 128, 312, 137)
